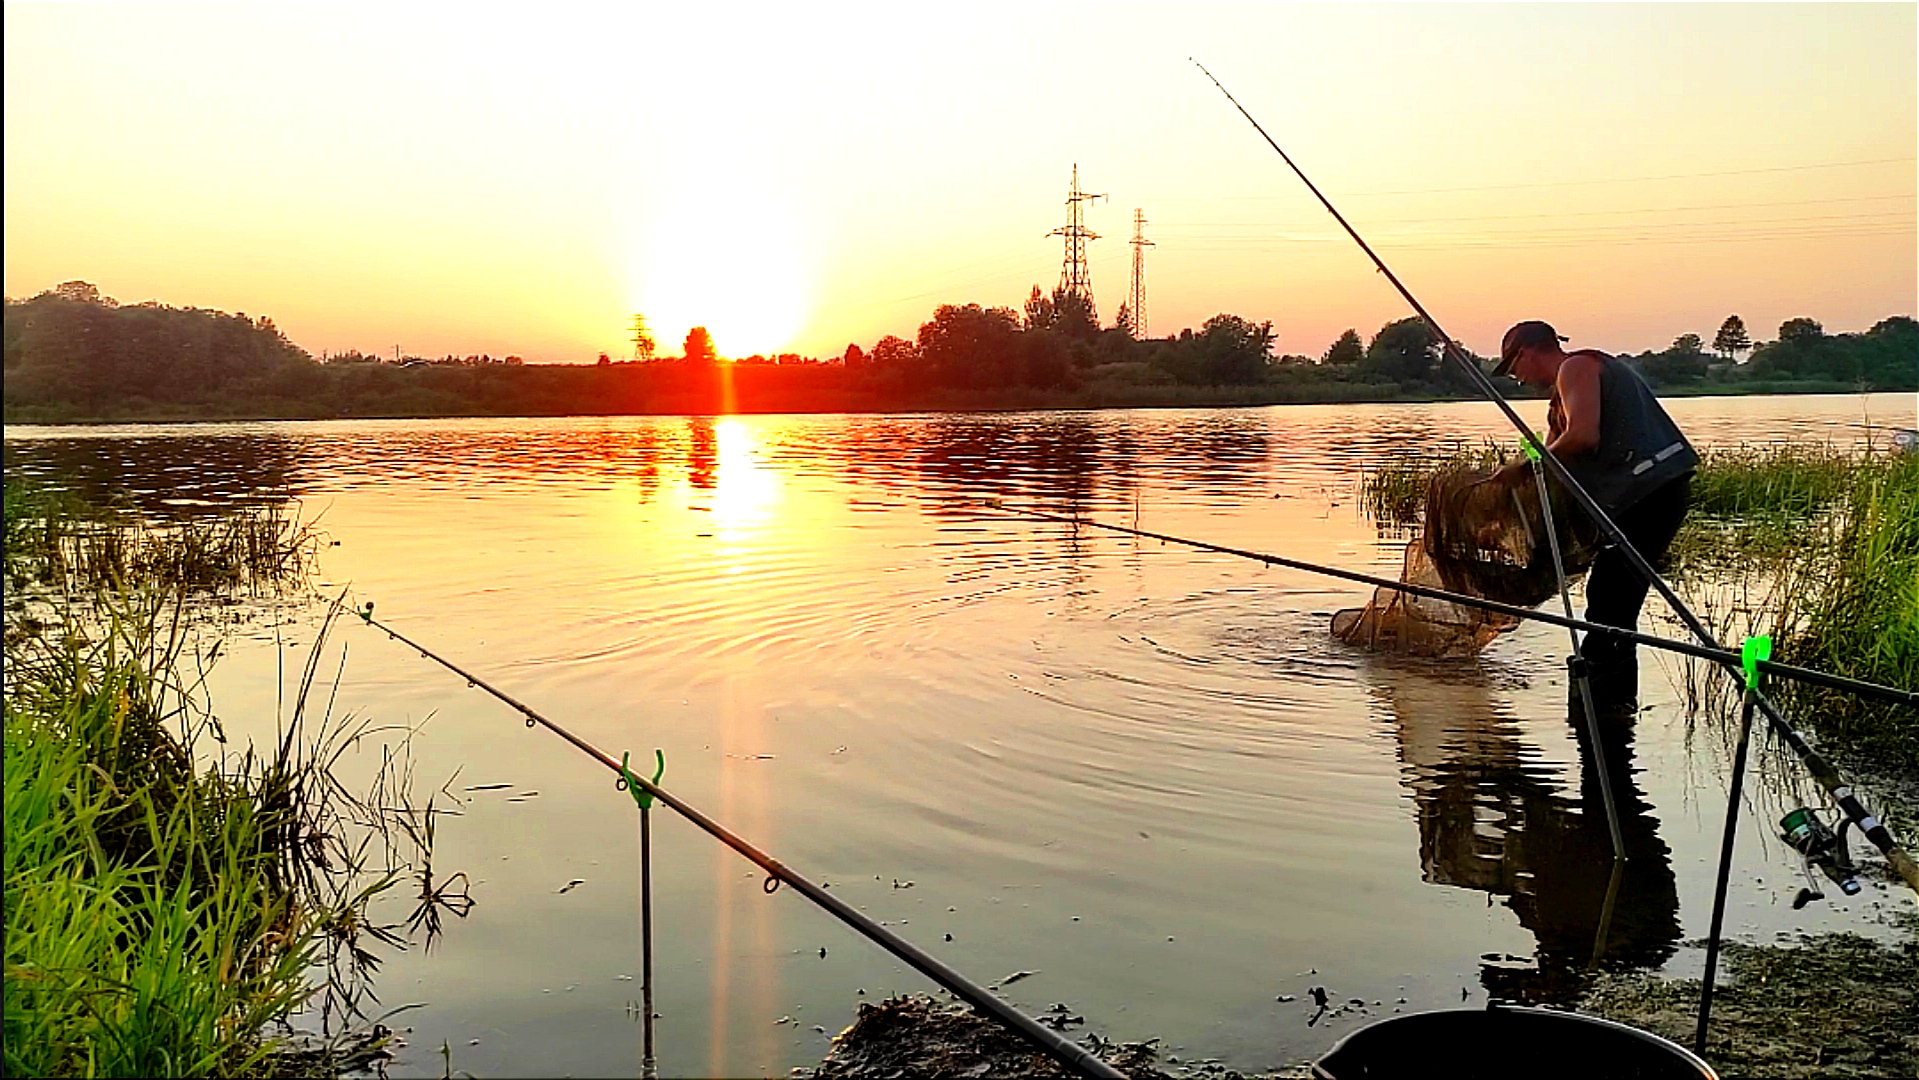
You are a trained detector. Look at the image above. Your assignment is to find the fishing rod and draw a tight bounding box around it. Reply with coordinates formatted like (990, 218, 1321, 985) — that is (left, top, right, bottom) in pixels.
(1191, 57, 1718, 650)
(349, 603, 1125, 1080)
(1188, 62, 1919, 899)
(994, 504, 1916, 710)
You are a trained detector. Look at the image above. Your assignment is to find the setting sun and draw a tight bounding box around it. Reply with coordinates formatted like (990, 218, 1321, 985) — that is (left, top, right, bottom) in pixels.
(631, 172, 812, 359)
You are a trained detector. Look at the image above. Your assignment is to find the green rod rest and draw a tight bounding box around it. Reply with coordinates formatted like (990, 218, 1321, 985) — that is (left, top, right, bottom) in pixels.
(1743, 634, 1772, 692)
(621, 749, 667, 810)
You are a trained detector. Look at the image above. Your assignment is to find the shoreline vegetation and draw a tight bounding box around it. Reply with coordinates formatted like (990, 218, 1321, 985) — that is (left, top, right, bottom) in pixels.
(5, 282, 1914, 425)
(3, 484, 457, 1077)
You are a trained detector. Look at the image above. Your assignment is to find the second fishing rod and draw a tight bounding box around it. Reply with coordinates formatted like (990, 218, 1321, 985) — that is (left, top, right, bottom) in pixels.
(995, 503, 1914, 710)
(350, 601, 1126, 1080)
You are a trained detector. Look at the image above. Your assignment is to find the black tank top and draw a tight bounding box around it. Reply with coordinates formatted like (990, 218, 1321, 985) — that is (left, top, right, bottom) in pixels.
(1548, 352, 1697, 512)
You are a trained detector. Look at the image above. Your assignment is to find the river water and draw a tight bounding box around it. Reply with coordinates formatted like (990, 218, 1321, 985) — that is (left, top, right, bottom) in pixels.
(6, 393, 1914, 1077)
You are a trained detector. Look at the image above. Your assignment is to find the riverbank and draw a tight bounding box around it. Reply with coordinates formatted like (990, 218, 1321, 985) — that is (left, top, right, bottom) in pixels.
(2, 375, 1877, 426)
(1581, 922, 1918, 1078)
(800, 919, 1918, 1080)
(2, 489, 439, 1077)
(805, 995, 1306, 1080)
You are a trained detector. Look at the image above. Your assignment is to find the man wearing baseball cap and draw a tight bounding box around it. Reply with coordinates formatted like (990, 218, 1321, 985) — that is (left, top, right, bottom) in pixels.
(1493, 320, 1698, 705)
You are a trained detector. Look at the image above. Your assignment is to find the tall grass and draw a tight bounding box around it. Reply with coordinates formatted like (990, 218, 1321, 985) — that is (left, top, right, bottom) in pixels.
(1772, 453, 1919, 768)
(4, 481, 317, 597)
(1358, 441, 1504, 526)
(4, 488, 459, 1077)
(4, 687, 319, 1076)
(1685, 443, 1859, 520)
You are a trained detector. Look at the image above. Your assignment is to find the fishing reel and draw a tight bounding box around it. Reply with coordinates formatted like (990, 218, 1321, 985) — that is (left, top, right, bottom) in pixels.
(1779, 807, 1861, 909)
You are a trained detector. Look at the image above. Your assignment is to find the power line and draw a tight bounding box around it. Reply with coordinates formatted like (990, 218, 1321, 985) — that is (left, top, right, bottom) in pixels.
(1163, 212, 1915, 250)
(1170, 226, 1911, 252)
(1148, 155, 1917, 201)
(1151, 192, 1915, 230)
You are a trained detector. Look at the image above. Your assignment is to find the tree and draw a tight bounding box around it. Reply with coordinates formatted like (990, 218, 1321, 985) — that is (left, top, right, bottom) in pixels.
(1023, 286, 1056, 332)
(1050, 288, 1099, 340)
(1114, 302, 1134, 339)
(1862, 317, 1919, 389)
(630, 314, 657, 361)
(1712, 315, 1750, 362)
(1778, 317, 1824, 344)
(843, 342, 866, 369)
(1750, 318, 1834, 380)
(1322, 328, 1364, 366)
(1639, 334, 1708, 385)
(50, 280, 107, 305)
(1362, 317, 1440, 382)
(917, 303, 1022, 388)
(683, 326, 717, 364)
(869, 335, 918, 369)
(1194, 313, 1275, 384)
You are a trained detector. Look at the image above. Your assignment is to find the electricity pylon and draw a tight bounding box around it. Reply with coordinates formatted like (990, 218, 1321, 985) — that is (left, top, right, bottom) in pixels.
(1126, 209, 1153, 339)
(1048, 164, 1105, 303)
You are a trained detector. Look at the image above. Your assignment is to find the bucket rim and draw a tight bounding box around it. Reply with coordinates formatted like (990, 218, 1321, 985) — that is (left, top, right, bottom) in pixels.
(1309, 1002, 1718, 1080)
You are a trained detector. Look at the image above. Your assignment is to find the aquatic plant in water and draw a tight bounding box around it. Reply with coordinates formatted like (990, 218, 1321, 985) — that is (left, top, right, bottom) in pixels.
(3, 491, 462, 1077)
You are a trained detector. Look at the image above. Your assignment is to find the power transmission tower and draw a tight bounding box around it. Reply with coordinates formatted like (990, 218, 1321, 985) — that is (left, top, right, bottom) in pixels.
(1126, 208, 1153, 339)
(1047, 164, 1105, 303)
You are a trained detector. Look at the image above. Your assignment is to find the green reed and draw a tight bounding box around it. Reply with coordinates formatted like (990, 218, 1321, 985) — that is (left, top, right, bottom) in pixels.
(1358, 441, 1505, 526)
(1769, 452, 1919, 768)
(4, 492, 458, 1077)
(1686, 443, 1859, 519)
(4, 480, 317, 598)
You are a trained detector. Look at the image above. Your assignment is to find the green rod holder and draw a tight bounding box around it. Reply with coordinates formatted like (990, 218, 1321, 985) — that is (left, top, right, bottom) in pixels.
(620, 749, 666, 810)
(1742, 634, 1772, 692)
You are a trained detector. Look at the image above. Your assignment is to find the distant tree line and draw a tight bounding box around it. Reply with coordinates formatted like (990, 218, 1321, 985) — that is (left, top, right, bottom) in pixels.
(4, 282, 313, 414)
(5, 280, 1913, 423)
(1619, 313, 1916, 390)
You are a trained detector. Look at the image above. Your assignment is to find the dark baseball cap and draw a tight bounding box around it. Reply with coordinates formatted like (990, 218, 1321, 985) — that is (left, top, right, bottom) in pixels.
(1495, 320, 1568, 376)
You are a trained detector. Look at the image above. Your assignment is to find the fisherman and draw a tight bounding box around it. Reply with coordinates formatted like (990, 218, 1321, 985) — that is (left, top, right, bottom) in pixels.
(1491, 320, 1698, 704)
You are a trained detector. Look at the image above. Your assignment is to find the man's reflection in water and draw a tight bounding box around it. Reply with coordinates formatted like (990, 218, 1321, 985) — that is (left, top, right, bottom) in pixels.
(1374, 661, 1680, 1003)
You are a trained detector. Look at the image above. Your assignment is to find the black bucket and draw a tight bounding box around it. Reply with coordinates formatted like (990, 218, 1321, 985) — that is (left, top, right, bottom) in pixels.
(1312, 1003, 1718, 1080)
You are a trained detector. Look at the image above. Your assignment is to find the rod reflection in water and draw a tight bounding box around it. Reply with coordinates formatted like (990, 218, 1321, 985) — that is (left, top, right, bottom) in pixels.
(1372, 662, 1680, 1001)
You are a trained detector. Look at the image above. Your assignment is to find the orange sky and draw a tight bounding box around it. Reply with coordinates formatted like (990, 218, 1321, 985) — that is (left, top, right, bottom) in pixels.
(5, 4, 1914, 362)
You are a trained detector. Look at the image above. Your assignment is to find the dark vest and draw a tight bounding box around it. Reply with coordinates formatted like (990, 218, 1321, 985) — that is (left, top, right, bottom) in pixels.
(1549, 353, 1697, 512)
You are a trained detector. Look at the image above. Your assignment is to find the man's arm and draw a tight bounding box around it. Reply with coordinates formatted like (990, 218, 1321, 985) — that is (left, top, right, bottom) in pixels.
(1547, 354, 1604, 457)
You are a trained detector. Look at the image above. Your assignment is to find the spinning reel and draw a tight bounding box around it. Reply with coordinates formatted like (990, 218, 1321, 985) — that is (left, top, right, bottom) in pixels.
(1780, 806, 1861, 909)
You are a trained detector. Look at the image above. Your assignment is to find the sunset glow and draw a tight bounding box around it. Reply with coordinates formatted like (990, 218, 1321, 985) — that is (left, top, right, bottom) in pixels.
(5, 4, 1912, 361)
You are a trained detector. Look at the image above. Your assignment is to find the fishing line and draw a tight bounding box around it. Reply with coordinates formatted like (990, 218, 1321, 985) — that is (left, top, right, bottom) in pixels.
(349, 602, 1125, 1080)
(992, 503, 1915, 710)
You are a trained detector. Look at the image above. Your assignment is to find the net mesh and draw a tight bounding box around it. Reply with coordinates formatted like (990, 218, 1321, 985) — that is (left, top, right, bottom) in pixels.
(1332, 465, 1599, 657)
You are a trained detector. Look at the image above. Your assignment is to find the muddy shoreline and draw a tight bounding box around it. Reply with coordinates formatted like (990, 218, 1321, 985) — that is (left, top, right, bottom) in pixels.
(805, 917, 1915, 1080)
